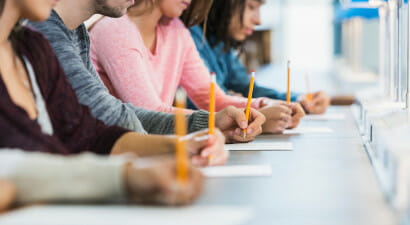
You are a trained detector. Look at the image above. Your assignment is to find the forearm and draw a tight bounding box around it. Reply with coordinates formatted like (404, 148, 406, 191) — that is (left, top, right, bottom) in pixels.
(111, 133, 176, 156)
(136, 108, 209, 135)
(0, 150, 126, 204)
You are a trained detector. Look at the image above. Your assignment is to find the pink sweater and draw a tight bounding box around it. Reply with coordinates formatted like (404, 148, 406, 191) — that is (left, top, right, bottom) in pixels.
(90, 15, 263, 114)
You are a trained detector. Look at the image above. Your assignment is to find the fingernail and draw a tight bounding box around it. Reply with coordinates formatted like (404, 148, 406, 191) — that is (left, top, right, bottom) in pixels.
(247, 128, 253, 134)
(229, 131, 234, 137)
(240, 121, 247, 128)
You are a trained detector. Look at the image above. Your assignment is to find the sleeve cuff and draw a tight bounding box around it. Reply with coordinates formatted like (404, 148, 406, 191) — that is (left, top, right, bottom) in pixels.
(187, 110, 209, 133)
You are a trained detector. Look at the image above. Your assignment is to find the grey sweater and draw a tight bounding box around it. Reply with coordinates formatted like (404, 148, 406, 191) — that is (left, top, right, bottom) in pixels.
(28, 11, 208, 134)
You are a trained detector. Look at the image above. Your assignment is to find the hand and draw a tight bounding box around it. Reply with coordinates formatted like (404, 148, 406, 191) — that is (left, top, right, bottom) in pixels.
(0, 179, 15, 212)
(260, 99, 305, 129)
(215, 106, 266, 143)
(288, 102, 305, 129)
(125, 158, 204, 206)
(298, 91, 330, 114)
(258, 103, 292, 134)
(183, 129, 228, 167)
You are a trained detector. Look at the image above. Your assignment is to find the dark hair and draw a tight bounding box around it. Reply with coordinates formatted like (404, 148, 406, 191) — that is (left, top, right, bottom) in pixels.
(200, 0, 262, 52)
(129, 0, 213, 27)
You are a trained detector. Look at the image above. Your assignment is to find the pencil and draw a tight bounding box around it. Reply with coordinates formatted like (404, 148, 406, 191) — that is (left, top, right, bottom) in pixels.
(175, 89, 188, 184)
(287, 60, 291, 104)
(208, 73, 216, 165)
(243, 71, 256, 139)
(306, 73, 313, 103)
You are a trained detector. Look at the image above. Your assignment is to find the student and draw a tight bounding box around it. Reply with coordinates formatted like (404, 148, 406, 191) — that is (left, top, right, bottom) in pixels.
(189, 0, 331, 114)
(28, 0, 266, 143)
(89, 0, 305, 134)
(0, 149, 203, 206)
(0, 0, 229, 168)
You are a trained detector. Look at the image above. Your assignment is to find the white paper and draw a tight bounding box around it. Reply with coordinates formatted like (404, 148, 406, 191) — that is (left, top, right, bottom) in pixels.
(283, 127, 333, 135)
(0, 205, 253, 225)
(304, 113, 345, 121)
(200, 165, 272, 178)
(224, 142, 293, 151)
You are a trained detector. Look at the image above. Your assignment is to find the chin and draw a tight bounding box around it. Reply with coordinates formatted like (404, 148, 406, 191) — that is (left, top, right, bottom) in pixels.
(234, 35, 247, 42)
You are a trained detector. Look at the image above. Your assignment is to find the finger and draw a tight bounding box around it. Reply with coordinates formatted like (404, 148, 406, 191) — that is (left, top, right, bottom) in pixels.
(231, 129, 255, 142)
(191, 155, 209, 167)
(225, 106, 248, 129)
(247, 109, 266, 132)
(280, 113, 291, 122)
(209, 149, 229, 166)
(200, 131, 225, 157)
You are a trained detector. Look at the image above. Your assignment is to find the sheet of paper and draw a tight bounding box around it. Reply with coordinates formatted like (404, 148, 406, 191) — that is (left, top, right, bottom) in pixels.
(304, 113, 346, 121)
(224, 142, 293, 151)
(200, 165, 272, 178)
(283, 127, 333, 135)
(0, 205, 253, 225)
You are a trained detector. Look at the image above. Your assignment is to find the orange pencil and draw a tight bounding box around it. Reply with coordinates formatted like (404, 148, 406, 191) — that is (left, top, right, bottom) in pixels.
(306, 73, 313, 103)
(286, 61, 291, 104)
(243, 71, 256, 139)
(175, 89, 188, 184)
(208, 73, 216, 164)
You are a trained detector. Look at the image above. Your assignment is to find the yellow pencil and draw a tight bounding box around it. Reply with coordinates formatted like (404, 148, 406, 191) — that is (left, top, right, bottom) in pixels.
(175, 89, 188, 184)
(243, 71, 256, 139)
(286, 61, 291, 104)
(306, 73, 313, 103)
(208, 73, 216, 165)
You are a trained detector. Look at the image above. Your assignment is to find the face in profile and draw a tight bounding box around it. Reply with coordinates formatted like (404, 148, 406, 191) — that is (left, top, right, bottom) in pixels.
(18, 0, 58, 21)
(159, 0, 191, 18)
(95, 0, 136, 17)
(229, 0, 262, 42)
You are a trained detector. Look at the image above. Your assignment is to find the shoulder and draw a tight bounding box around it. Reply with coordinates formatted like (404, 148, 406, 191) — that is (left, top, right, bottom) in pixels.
(28, 11, 70, 37)
(161, 18, 191, 37)
(90, 15, 134, 36)
(189, 25, 203, 39)
(16, 26, 55, 53)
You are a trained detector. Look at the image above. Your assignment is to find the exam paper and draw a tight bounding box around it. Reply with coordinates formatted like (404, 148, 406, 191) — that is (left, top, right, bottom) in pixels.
(304, 113, 345, 121)
(0, 205, 253, 225)
(283, 127, 333, 135)
(224, 142, 293, 151)
(200, 165, 272, 178)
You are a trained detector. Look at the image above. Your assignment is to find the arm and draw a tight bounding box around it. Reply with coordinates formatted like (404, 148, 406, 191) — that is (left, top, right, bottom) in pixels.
(29, 20, 203, 135)
(90, 24, 209, 133)
(0, 149, 126, 204)
(225, 52, 299, 102)
(179, 29, 264, 112)
(0, 149, 204, 206)
(32, 30, 129, 155)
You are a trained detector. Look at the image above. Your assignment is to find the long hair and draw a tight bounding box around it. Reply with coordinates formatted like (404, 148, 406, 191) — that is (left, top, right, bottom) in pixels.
(201, 0, 247, 52)
(200, 0, 264, 53)
(129, 0, 213, 27)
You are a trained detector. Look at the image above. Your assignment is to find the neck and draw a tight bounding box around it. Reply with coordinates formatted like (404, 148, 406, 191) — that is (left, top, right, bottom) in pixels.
(0, 1, 20, 45)
(128, 7, 163, 37)
(54, 0, 95, 30)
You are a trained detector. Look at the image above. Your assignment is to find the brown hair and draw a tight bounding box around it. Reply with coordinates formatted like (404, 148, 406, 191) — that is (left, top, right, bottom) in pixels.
(201, 0, 263, 52)
(128, 0, 213, 28)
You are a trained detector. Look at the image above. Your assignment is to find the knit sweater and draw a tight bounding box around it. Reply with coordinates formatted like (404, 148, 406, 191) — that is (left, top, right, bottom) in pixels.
(28, 11, 209, 135)
(89, 16, 264, 114)
(0, 26, 128, 155)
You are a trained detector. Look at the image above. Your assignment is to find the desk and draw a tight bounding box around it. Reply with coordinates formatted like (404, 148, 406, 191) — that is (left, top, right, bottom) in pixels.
(197, 106, 397, 225)
(0, 107, 397, 225)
